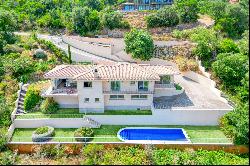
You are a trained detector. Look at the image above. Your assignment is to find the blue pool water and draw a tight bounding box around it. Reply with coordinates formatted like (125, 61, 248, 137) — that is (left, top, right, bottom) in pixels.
(118, 128, 189, 142)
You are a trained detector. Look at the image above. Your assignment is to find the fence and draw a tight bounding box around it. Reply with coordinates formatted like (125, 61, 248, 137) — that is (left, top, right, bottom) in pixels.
(14, 114, 85, 119)
(9, 136, 232, 145)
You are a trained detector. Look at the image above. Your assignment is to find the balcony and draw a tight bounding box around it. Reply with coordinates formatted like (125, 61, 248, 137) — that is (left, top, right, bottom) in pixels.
(42, 87, 78, 97)
(103, 89, 154, 95)
(154, 83, 175, 89)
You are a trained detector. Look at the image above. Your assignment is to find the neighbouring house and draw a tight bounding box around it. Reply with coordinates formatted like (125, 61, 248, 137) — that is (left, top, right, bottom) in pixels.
(122, 0, 173, 11)
(42, 63, 181, 113)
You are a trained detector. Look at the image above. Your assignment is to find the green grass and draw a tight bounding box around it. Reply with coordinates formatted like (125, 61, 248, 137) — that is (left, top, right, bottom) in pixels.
(11, 125, 232, 143)
(16, 109, 152, 119)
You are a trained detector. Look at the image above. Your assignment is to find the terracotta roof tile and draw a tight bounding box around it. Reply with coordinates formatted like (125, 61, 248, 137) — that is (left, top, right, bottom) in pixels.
(44, 63, 178, 81)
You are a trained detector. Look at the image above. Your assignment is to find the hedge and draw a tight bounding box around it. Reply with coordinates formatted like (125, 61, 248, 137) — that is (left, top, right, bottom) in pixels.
(23, 84, 42, 111)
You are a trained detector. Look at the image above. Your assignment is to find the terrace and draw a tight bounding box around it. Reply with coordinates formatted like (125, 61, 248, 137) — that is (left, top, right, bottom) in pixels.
(42, 79, 78, 97)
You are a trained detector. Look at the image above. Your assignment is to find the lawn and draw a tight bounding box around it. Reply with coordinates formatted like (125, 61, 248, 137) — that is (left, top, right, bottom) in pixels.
(11, 125, 232, 143)
(15, 109, 152, 119)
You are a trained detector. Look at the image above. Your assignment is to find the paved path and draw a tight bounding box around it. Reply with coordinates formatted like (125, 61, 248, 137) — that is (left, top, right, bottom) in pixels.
(38, 34, 114, 63)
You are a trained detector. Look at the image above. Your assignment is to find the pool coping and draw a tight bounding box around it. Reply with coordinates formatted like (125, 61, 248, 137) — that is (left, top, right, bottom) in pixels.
(117, 127, 191, 144)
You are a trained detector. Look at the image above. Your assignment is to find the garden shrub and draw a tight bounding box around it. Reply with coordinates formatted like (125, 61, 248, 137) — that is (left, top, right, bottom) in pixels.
(32, 126, 55, 142)
(40, 98, 59, 114)
(220, 104, 249, 145)
(3, 44, 24, 54)
(124, 28, 154, 61)
(218, 38, 239, 54)
(74, 127, 94, 142)
(82, 144, 105, 165)
(152, 148, 248, 165)
(212, 53, 248, 88)
(174, 56, 198, 72)
(0, 129, 7, 152)
(33, 48, 47, 60)
(102, 11, 130, 30)
(0, 150, 18, 165)
(175, 83, 182, 90)
(146, 6, 179, 28)
(174, 0, 199, 23)
(23, 84, 42, 111)
(35, 144, 66, 158)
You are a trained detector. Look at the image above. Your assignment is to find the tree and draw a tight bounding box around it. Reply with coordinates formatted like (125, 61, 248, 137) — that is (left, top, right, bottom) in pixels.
(68, 44, 72, 64)
(72, 7, 100, 35)
(146, 6, 179, 28)
(220, 103, 249, 145)
(216, 4, 249, 38)
(102, 11, 130, 30)
(124, 29, 154, 61)
(237, 30, 249, 55)
(217, 38, 239, 54)
(84, 0, 103, 11)
(175, 0, 199, 23)
(212, 53, 248, 88)
(0, 9, 17, 54)
(190, 27, 218, 62)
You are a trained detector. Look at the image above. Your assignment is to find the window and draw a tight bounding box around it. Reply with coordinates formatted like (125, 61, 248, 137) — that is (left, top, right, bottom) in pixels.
(95, 98, 100, 102)
(131, 95, 148, 100)
(110, 95, 124, 100)
(130, 81, 135, 85)
(138, 81, 149, 91)
(84, 82, 92, 88)
(111, 81, 120, 91)
(84, 98, 89, 102)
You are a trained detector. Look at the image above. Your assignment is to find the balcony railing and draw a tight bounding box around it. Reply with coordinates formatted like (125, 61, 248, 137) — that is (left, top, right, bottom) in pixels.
(154, 83, 175, 89)
(103, 89, 154, 94)
(42, 87, 78, 96)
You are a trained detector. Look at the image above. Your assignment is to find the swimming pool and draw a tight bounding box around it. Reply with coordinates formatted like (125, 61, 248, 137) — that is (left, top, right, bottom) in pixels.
(117, 127, 190, 143)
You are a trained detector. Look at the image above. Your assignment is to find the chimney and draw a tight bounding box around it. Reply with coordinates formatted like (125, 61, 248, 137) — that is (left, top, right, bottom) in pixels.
(94, 68, 99, 78)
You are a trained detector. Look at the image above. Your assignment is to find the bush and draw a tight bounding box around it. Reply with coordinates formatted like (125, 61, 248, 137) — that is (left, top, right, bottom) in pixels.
(40, 98, 59, 114)
(124, 29, 154, 61)
(23, 84, 42, 111)
(35, 144, 66, 158)
(0, 130, 7, 152)
(174, 0, 199, 23)
(32, 126, 55, 142)
(220, 104, 249, 145)
(218, 38, 239, 54)
(74, 127, 94, 142)
(33, 49, 47, 60)
(174, 56, 199, 72)
(102, 11, 130, 30)
(146, 6, 179, 28)
(0, 151, 17, 165)
(175, 83, 182, 90)
(212, 53, 248, 88)
(3, 44, 24, 54)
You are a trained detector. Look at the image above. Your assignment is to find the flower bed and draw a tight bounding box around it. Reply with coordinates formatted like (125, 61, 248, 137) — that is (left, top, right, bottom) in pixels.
(32, 126, 55, 142)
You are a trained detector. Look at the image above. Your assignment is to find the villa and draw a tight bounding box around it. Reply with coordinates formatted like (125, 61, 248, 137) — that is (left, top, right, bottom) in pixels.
(122, 0, 173, 11)
(42, 63, 181, 113)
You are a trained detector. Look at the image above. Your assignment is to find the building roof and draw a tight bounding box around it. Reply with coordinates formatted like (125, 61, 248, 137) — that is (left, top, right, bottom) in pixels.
(44, 63, 179, 81)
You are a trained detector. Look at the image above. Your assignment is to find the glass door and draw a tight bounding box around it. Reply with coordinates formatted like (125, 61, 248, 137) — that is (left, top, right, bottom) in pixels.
(138, 81, 149, 91)
(111, 81, 121, 91)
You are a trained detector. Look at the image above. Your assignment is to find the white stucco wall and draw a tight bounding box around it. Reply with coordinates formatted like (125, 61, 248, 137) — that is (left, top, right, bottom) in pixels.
(104, 94, 153, 110)
(53, 96, 79, 108)
(77, 81, 104, 112)
(13, 109, 231, 127)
